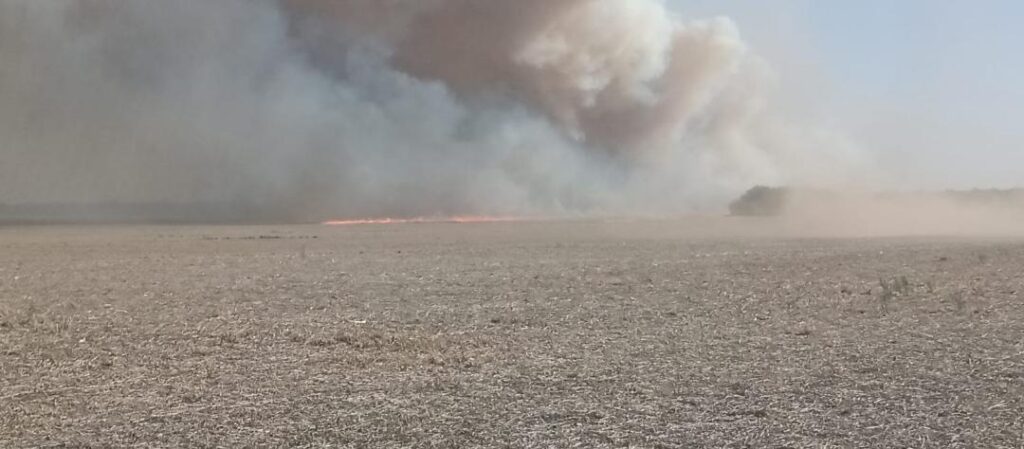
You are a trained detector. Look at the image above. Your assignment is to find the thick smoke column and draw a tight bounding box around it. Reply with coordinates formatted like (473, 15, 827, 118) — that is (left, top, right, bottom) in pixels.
(0, 0, 856, 220)
(292, 0, 746, 153)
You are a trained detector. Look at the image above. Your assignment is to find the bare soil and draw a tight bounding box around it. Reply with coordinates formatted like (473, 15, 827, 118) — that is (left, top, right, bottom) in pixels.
(2, 220, 1023, 448)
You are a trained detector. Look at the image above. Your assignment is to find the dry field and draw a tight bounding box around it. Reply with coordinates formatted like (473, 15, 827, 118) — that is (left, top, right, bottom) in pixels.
(1, 219, 1023, 448)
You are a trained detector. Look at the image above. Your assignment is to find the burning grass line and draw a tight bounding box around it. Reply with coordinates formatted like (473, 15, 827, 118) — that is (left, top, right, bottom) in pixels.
(322, 216, 533, 226)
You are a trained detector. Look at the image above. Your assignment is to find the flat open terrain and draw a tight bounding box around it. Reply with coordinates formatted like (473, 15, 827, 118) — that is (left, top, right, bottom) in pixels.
(2, 220, 1023, 448)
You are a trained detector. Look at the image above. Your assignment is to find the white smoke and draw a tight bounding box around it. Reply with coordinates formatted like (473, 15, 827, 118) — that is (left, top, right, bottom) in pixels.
(0, 0, 859, 220)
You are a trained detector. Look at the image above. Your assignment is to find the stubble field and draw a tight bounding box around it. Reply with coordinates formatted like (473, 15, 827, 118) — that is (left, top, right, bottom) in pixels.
(1, 219, 1023, 448)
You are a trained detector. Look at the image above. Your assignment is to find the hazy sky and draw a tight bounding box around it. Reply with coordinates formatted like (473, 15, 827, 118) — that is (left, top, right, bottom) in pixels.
(675, 1, 1024, 189)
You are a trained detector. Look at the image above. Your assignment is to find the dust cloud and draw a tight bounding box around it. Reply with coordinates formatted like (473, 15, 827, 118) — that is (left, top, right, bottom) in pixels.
(731, 187, 1024, 237)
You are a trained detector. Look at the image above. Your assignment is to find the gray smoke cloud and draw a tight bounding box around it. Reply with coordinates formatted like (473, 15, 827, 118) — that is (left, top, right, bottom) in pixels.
(0, 0, 859, 221)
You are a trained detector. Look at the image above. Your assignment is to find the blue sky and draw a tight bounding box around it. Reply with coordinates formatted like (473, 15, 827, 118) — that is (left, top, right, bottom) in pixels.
(672, 1, 1024, 189)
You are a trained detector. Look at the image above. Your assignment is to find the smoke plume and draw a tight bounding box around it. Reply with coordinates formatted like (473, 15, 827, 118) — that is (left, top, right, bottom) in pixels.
(0, 0, 857, 221)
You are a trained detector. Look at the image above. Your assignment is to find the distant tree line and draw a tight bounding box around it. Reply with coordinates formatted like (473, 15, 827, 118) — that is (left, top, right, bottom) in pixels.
(729, 186, 1024, 217)
(729, 186, 790, 216)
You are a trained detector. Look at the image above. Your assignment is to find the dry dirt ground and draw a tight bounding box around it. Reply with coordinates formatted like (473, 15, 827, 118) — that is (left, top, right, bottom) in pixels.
(1, 219, 1023, 448)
